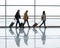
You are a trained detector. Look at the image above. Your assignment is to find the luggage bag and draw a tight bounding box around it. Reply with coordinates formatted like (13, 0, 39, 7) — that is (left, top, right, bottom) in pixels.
(9, 22, 14, 28)
(32, 23, 38, 28)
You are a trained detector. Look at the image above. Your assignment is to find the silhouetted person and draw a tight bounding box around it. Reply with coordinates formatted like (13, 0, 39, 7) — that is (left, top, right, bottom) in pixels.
(39, 11, 46, 28)
(15, 10, 21, 28)
(23, 10, 30, 28)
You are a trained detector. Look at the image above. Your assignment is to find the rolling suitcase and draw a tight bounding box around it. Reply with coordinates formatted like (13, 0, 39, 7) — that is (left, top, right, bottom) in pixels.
(32, 23, 38, 28)
(9, 22, 14, 28)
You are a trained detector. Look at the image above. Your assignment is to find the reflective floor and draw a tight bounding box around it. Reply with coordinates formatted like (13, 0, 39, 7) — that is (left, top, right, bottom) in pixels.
(0, 28, 60, 48)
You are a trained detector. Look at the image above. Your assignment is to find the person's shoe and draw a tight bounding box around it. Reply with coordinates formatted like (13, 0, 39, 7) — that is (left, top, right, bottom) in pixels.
(44, 26, 47, 28)
(39, 25, 41, 27)
(29, 26, 30, 28)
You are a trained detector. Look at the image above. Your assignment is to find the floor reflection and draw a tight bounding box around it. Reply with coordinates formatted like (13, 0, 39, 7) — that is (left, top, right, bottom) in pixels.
(15, 28, 21, 47)
(9, 27, 47, 47)
(33, 28, 38, 34)
(9, 28, 30, 47)
(9, 28, 15, 35)
(39, 28, 46, 45)
(24, 28, 30, 45)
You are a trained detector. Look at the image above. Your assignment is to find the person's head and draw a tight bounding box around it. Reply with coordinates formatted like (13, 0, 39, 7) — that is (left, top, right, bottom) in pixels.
(43, 11, 45, 15)
(17, 10, 20, 13)
(26, 10, 28, 13)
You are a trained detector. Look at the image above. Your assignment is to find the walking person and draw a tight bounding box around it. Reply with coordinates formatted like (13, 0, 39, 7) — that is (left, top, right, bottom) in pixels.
(23, 10, 30, 28)
(39, 11, 46, 28)
(14, 10, 21, 28)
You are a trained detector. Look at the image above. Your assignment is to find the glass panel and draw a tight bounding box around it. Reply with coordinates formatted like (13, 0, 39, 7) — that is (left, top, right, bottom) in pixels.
(0, 6, 5, 15)
(7, 0, 34, 5)
(36, 0, 60, 5)
(36, 39, 60, 48)
(0, 6, 5, 26)
(36, 6, 60, 15)
(0, 0, 5, 5)
(0, 39, 5, 48)
(7, 39, 34, 48)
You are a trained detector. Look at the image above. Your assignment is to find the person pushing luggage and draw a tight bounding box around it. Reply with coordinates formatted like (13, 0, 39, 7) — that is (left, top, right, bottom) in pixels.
(39, 11, 46, 28)
(14, 10, 21, 28)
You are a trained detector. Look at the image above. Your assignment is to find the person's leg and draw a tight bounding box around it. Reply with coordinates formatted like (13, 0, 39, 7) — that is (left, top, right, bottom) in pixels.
(39, 21, 44, 27)
(18, 19, 20, 26)
(24, 20, 26, 25)
(43, 21, 45, 27)
(16, 20, 18, 28)
(16, 20, 19, 28)
(44, 21, 46, 28)
(17, 19, 21, 27)
(27, 20, 30, 28)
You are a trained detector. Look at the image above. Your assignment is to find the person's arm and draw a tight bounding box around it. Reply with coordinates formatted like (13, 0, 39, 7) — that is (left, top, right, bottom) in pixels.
(14, 15, 16, 20)
(19, 14, 21, 19)
(41, 15, 43, 20)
